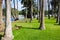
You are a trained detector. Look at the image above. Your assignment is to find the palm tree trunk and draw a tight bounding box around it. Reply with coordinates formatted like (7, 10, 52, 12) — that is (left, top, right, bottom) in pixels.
(38, 0, 41, 22)
(30, 0, 33, 22)
(56, 5, 59, 23)
(37, 0, 39, 20)
(58, 3, 60, 25)
(17, 0, 18, 18)
(2, 0, 14, 40)
(48, 0, 50, 19)
(25, 7, 28, 22)
(12, 0, 15, 19)
(39, 0, 45, 30)
(0, 0, 3, 31)
(13, 0, 16, 19)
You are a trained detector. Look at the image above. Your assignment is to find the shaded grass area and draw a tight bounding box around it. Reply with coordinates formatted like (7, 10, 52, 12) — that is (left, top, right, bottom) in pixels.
(12, 17, 60, 40)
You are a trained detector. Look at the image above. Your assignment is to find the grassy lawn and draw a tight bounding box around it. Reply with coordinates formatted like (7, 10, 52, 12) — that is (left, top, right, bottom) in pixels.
(12, 17, 60, 40)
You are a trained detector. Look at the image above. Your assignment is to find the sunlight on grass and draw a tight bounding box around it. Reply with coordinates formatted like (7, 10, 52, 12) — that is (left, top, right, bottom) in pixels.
(12, 17, 60, 40)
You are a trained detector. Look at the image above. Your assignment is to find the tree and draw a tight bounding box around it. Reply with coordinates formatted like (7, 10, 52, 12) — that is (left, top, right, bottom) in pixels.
(37, 0, 39, 20)
(30, 0, 34, 22)
(39, 0, 45, 30)
(58, 2, 60, 25)
(51, 0, 59, 23)
(2, 0, 14, 40)
(12, 0, 16, 19)
(16, 0, 19, 19)
(48, 0, 50, 19)
(38, 0, 41, 22)
(25, 7, 28, 22)
(0, 0, 3, 31)
(21, 0, 34, 22)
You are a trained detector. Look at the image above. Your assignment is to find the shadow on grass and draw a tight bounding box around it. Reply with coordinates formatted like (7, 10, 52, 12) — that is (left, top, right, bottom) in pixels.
(14, 25, 40, 30)
(54, 23, 60, 26)
(0, 35, 2, 40)
(21, 27, 39, 30)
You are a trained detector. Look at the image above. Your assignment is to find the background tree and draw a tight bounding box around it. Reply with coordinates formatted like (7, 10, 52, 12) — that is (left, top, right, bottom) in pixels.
(48, 0, 50, 19)
(39, 0, 45, 30)
(21, 0, 35, 22)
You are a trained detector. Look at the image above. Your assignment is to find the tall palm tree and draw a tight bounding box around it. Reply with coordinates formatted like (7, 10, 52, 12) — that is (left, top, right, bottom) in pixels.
(30, 0, 34, 22)
(16, 0, 19, 19)
(21, 0, 34, 22)
(2, 0, 14, 40)
(51, 0, 59, 23)
(58, 2, 60, 25)
(11, 0, 15, 19)
(25, 7, 28, 22)
(0, 0, 3, 31)
(13, 0, 16, 19)
(56, 5, 59, 23)
(39, 0, 45, 30)
(38, 0, 41, 22)
(13, 0, 18, 20)
(37, 0, 40, 20)
(48, 0, 50, 19)
(21, 0, 28, 22)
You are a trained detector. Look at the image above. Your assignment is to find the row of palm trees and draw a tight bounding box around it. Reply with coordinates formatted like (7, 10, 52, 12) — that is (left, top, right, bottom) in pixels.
(1, 0, 60, 40)
(21, 0, 45, 29)
(51, 0, 60, 25)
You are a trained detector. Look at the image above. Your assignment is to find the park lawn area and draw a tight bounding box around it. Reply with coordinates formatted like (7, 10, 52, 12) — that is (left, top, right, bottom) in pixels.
(12, 17, 60, 40)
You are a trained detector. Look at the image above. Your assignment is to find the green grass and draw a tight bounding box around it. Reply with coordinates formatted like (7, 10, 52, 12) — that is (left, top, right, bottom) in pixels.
(12, 17, 60, 40)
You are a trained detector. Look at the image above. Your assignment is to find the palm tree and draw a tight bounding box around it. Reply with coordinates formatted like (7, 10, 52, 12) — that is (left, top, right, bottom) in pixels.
(16, 0, 19, 19)
(30, 0, 34, 22)
(39, 0, 45, 30)
(0, 0, 3, 31)
(51, 0, 59, 23)
(37, 0, 40, 20)
(38, 0, 41, 22)
(56, 5, 59, 23)
(25, 7, 28, 22)
(12, 0, 16, 19)
(48, 0, 50, 19)
(58, 2, 60, 25)
(21, 0, 34, 22)
(13, 0, 18, 20)
(2, 0, 14, 40)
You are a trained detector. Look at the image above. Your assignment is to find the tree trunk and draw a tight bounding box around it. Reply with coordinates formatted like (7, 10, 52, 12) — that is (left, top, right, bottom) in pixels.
(16, 0, 18, 19)
(52, 6, 54, 17)
(48, 0, 50, 19)
(12, 0, 15, 19)
(58, 3, 60, 25)
(30, 0, 33, 22)
(56, 5, 59, 23)
(25, 8, 28, 22)
(37, 0, 39, 20)
(13, 0, 16, 19)
(56, 12, 59, 23)
(39, 0, 45, 30)
(38, 0, 41, 22)
(2, 0, 14, 40)
(0, 0, 3, 32)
